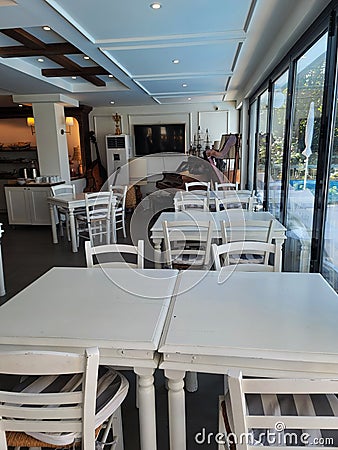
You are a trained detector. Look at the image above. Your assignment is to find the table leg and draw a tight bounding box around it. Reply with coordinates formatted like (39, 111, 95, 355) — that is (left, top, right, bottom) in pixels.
(152, 238, 162, 269)
(0, 239, 5, 297)
(49, 203, 58, 244)
(68, 208, 78, 253)
(165, 369, 186, 450)
(134, 367, 157, 450)
(275, 238, 283, 272)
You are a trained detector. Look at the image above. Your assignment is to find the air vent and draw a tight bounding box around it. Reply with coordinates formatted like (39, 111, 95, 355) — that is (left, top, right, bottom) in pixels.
(106, 136, 126, 149)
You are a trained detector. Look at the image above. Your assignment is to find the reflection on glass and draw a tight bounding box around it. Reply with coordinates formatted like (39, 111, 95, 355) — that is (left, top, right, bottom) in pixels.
(322, 94, 338, 291)
(256, 90, 269, 205)
(269, 71, 289, 220)
(284, 33, 327, 272)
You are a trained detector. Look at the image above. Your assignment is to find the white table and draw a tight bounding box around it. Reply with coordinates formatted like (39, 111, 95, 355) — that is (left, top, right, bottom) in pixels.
(150, 210, 286, 270)
(0, 267, 179, 450)
(48, 192, 116, 252)
(159, 270, 338, 450)
(48, 193, 86, 252)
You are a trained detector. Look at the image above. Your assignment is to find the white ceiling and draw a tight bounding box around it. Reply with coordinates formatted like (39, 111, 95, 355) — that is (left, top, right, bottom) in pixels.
(0, 0, 332, 108)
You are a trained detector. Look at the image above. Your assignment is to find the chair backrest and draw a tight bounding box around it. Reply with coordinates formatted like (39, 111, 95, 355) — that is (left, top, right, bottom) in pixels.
(215, 182, 239, 191)
(215, 195, 254, 211)
(162, 220, 213, 269)
(109, 185, 127, 211)
(51, 184, 75, 197)
(85, 191, 114, 221)
(185, 181, 211, 191)
(0, 348, 99, 449)
(220, 219, 275, 244)
(174, 192, 209, 212)
(212, 240, 278, 271)
(226, 369, 338, 450)
(85, 191, 115, 245)
(85, 240, 144, 268)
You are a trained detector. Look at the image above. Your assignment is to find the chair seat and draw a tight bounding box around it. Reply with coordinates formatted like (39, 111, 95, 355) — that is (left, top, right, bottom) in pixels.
(6, 366, 129, 447)
(222, 391, 338, 447)
(228, 253, 265, 264)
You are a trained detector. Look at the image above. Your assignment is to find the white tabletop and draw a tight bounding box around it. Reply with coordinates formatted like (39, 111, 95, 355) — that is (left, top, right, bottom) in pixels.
(151, 210, 286, 235)
(0, 267, 178, 353)
(159, 270, 338, 374)
(47, 192, 86, 208)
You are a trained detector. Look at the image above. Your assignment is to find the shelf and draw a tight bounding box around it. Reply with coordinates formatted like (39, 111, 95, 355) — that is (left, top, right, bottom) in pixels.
(0, 147, 37, 152)
(0, 160, 35, 164)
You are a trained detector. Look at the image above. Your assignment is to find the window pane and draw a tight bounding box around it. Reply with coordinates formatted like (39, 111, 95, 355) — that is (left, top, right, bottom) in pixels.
(284, 33, 327, 272)
(322, 95, 338, 291)
(269, 71, 289, 220)
(256, 90, 269, 205)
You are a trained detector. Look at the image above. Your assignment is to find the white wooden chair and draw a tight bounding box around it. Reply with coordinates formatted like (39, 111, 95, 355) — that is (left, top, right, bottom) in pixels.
(162, 220, 213, 269)
(215, 182, 239, 191)
(185, 181, 211, 192)
(85, 240, 144, 268)
(174, 192, 209, 212)
(0, 347, 129, 450)
(220, 219, 275, 244)
(212, 240, 279, 272)
(215, 195, 254, 211)
(109, 185, 128, 241)
(78, 191, 115, 246)
(50, 184, 76, 240)
(220, 369, 338, 450)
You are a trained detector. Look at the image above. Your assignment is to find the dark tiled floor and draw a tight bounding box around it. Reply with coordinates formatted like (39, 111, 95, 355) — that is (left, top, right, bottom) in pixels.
(0, 211, 222, 450)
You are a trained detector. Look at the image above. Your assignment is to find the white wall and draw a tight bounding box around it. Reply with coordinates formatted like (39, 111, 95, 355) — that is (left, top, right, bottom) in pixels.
(89, 102, 239, 168)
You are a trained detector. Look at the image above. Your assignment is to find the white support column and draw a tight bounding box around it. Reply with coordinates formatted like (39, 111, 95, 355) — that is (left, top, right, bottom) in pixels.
(12, 94, 78, 182)
(240, 98, 250, 190)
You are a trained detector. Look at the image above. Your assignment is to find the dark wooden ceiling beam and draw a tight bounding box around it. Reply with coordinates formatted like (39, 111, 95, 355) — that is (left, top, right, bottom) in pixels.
(0, 43, 82, 58)
(42, 67, 110, 77)
(0, 28, 106, 87)
(1, 28, 46, 49)
(47, 54, 106, 86)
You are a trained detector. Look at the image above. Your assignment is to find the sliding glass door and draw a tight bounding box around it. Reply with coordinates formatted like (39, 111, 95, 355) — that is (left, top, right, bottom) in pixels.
(322, 93, 338, 290)
(284, 33, 327, 272)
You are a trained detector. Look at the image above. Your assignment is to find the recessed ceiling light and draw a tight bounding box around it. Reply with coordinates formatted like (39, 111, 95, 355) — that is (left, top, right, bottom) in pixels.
(43, 26, 51, 31)
(72, 76, 77, 80)
(37, 58, 44, 63)
(83, 55, 90, 60)
(108, 74, 114, 78)
(182, 83, 188, 87)
(172, 59, 180, 64)
(110, 101, 115, 104)
(150, 2, 161, 9)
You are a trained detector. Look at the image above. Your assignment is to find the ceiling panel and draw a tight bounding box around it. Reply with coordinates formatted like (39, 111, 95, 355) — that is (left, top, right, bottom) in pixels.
(154, 94, 225, 104)
(137, 75, 228, 96)
(46, 0, 252, 41)
(103, 41, 238, 77)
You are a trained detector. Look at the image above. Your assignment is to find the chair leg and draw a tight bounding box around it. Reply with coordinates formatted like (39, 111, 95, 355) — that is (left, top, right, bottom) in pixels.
(99, 407, 124, 450)
(185, 371, 198, 393)
(58, 212, 64, 238)
(65, 215, 71, 241)
(122, 214, 126, 238)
